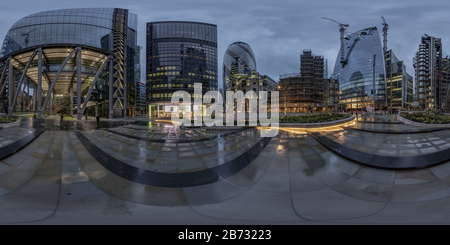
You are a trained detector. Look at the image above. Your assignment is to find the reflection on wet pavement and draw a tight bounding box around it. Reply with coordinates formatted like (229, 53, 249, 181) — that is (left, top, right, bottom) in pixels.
(82, 125, 262, 173)
(3, 115, 450, 224)
(315, 128, 450, 157)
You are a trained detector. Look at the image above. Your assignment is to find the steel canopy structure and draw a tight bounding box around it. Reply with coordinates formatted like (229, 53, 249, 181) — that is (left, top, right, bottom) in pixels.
(0, 8, 138, 119)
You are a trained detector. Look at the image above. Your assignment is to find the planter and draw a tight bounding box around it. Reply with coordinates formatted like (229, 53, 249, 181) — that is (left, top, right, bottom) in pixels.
(0, 119, 20, 129)
(397, 115, 450, 128)
(278, 115, 355, 128)
(201, 115, 356, 130)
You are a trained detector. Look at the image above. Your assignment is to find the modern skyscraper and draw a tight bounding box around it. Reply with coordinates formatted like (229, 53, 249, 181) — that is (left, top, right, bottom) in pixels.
(413, 35, 444, 111)
(136, 81, 146, 116)
(146, 21, 218, 118)
(442, 57, 450, 111)
(331, 26, 387, 111)
(385, 49, 413, 110)
(223, 41, 257, 91)
(0, 8, 138, 119)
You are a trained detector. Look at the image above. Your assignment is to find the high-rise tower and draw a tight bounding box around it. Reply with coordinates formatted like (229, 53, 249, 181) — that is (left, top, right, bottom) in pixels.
(145, 21, 218, 118)
(222, 41, 256, 91)
(413, 35, 443, 111)
(331, 26, 386, 111)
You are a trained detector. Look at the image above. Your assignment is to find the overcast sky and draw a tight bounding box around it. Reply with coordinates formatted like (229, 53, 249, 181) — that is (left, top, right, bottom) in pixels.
(1, 0, 449, 89)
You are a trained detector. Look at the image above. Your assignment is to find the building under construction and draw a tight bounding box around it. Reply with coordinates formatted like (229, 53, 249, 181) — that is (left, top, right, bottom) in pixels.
(278, 50, 337, 113)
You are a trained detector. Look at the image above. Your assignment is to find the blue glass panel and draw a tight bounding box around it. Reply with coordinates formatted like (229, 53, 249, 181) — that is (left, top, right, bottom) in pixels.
(0, 8, 126, 57)
(331, 26, 386, 108)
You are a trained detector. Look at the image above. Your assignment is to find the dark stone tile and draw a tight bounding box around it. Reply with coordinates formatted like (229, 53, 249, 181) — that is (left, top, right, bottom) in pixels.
(0, 129, 44, 161)
(308, 129, 447, 170)
(423, 150, 450, 165)
(74, 130, 271, 188)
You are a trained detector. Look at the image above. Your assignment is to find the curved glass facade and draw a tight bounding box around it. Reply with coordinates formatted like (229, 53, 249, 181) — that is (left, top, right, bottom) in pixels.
(223, 41, 257, 91)
(1, 8, 118, 57)
(146, 21, 218, 106)
(0, 8, 138, 119)
(331, 26, 386, 110)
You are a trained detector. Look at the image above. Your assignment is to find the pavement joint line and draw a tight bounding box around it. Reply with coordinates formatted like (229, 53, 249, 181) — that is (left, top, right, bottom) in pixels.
(307, 130, 450, 170)
(74, 130, 272, 187)
(0, 129, 45, 161)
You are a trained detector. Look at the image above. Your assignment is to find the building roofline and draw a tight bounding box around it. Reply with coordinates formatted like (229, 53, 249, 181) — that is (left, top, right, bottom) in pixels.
(146, 21, 216, 27)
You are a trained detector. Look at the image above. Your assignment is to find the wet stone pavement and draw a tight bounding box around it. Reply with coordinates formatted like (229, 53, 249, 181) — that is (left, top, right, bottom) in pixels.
(3, 115, 450, 224)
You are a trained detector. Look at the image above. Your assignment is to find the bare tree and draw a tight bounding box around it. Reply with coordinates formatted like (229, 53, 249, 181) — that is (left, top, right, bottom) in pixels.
(277, 79, 294, 116)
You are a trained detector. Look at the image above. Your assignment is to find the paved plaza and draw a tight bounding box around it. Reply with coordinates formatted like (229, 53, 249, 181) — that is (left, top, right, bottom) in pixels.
(1, 114, 450, 224)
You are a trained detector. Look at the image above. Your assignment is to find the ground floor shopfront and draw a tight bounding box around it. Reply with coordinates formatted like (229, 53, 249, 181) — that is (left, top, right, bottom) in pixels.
(147, 102, 208, 119)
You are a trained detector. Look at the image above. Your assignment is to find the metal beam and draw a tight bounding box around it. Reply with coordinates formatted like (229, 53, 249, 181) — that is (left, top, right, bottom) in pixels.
(0, 57, 10, 91)
(69, 80, 73, 117)
(37, 48, 42, 117)
(39, 47, 78, 117)
(123, 45, 127, 118)
(10, 48, 39, 115)
(109, 56, 113, 119)
(8, 57, 14, 115)
(0, 74, 9, 99)
(27, 78, 29, 110)
(80, 56, 109, 116)
(444, 83, 450, 112)
(77, 48, 82, 120)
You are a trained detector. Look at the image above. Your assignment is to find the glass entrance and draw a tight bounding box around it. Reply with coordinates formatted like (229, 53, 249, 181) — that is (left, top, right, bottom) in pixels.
(148, 105, 158, 118)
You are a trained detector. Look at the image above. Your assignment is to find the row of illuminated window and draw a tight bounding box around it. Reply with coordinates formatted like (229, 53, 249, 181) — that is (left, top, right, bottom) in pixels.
(148, 54, 216, 60)
(154, 66, 217, 75)
(150, 43, 216, 52)
(148, 72, 217, 79)
(45, 64, 98, 74)
(150, 83, 215, 89)
(147, 77, 217, 84)
(148, 60, 217, 67)
(151, 93, 217, 99)
(149, 54, 209, 59)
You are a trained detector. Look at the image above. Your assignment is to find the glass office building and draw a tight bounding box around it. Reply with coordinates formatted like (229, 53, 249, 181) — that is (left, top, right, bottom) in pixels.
(223, 41, 257, 91)
(146, 21, 218, 118)
(0, 8, 138, 119)
(385, 49, 413, 110)
(331, 26, 387, 111)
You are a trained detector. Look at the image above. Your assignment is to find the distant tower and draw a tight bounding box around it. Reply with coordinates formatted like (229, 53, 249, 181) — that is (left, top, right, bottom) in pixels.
(413, 35, 442, 111)
(223, 41, 257, 91)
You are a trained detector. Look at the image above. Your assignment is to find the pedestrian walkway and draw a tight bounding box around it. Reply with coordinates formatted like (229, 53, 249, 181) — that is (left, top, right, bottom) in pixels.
(2, 115, 450, 224)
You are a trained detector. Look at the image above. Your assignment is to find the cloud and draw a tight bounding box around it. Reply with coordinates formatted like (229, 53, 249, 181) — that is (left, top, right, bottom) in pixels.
(1, 0, 450, 89)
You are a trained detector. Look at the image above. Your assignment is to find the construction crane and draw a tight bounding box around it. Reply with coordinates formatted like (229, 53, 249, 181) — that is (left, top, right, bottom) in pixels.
(381, 16, 388, 57)
(322, 17, 349, 68)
